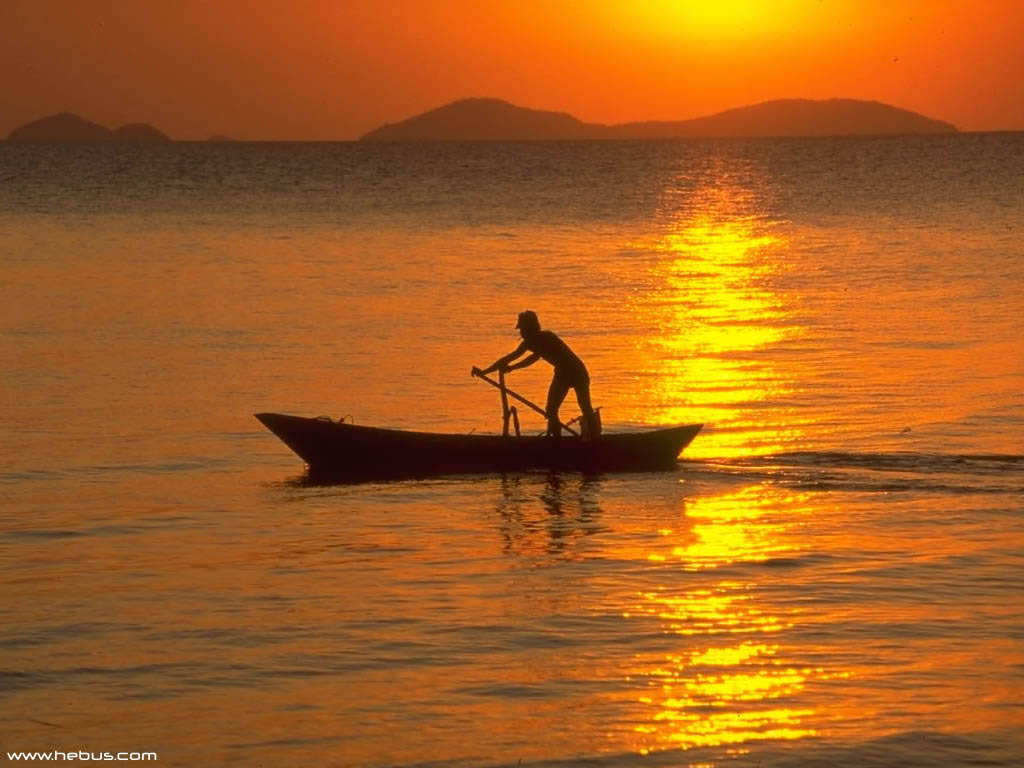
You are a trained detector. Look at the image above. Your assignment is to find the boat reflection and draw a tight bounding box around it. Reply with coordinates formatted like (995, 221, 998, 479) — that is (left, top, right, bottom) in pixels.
(620, 484, 826, 754)
(624, 166, 811, 458)
(494, 473, 605, 559)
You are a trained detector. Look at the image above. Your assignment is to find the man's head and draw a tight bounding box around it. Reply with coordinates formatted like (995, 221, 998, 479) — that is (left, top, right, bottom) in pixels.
(515, 310, 540, 338)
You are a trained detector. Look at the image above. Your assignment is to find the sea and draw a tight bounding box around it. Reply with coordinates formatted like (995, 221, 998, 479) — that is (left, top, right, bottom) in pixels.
(1, 135, 1023, 767)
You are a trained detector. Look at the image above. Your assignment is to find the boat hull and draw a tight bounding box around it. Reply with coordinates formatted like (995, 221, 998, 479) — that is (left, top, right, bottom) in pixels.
(255, 413, 702, 479)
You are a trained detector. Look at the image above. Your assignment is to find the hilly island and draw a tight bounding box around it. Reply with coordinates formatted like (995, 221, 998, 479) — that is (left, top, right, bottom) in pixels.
(360, 98, 957, 141)
(6, 113, 171, 143)
(5, 98, 957, 143)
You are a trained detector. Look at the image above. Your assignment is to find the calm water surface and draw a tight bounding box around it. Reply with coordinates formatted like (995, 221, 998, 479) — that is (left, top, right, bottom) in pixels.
(1, 137, 1023, 767)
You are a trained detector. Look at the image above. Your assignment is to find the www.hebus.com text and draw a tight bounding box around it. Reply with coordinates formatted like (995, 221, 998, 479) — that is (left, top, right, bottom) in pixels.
(7, 751, 157, 761)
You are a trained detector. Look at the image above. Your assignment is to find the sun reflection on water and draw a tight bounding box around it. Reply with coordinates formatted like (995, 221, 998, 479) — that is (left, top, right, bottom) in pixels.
(624, 173, 813, 458)
(618, 484, 830, 754)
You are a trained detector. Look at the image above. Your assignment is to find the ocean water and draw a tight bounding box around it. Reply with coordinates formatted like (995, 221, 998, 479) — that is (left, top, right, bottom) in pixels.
(1, 136, 1023, 767)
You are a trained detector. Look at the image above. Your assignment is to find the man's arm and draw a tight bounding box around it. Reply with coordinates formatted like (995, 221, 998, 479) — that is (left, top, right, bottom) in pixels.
(479, 342, 529, 375)
(507, 353, 540, 372)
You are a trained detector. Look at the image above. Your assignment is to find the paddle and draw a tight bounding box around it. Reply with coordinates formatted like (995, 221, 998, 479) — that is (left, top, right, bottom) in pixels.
(471, 368, 579, 437)
(498, 369, 512, 436)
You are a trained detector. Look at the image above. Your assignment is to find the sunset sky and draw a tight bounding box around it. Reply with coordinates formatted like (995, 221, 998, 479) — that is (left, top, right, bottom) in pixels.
(2, 0, 1022, 140)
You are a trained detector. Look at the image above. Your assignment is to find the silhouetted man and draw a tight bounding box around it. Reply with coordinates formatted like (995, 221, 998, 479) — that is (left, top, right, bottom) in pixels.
(475, 311, 596, 438)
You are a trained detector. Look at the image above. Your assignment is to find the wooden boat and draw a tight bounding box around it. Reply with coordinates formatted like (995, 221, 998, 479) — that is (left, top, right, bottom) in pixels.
(255, 412, 702, 479)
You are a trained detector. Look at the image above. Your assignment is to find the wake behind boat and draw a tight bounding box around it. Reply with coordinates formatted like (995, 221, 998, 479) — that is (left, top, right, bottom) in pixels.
(255, 412, 702, 478)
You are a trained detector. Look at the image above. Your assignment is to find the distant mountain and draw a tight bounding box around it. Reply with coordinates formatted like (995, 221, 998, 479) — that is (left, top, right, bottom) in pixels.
(112, 122, 171, 142)
(361, 98, 608, 141)
(361, 97, 957, 141)
(610, 99, 958, 138)
(6, 112, 171, 142)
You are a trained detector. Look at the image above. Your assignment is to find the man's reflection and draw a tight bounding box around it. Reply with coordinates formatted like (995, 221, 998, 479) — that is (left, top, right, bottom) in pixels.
(496, 473, 605, 559)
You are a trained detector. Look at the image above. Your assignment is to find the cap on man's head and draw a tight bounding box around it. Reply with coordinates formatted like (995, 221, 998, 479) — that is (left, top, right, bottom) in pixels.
(515, 310, 539, 330)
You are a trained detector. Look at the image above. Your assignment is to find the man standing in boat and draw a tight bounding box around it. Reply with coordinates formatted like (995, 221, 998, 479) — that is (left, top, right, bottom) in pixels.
(474, 310, 597, 438)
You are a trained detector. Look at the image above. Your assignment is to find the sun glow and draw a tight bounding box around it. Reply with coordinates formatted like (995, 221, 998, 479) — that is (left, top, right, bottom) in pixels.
(613, 0, 815, 44)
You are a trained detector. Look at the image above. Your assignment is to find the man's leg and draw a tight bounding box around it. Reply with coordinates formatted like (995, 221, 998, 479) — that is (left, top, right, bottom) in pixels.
(574, 379, 595, 420)
(573, 378, 598, 439)
(546, 376, 570, 437)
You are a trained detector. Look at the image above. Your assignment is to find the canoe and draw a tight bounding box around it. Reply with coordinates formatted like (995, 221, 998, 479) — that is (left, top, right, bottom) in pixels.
(255, 412, 702, 479)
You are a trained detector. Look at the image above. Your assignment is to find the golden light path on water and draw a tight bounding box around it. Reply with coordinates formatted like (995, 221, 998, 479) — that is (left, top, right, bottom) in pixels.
(622, 174, 814, 458)
(616, 486, 846, 754)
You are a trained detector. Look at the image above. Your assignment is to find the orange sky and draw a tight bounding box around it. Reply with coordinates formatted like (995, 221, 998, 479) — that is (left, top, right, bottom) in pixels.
(2, 0, 1022, 140)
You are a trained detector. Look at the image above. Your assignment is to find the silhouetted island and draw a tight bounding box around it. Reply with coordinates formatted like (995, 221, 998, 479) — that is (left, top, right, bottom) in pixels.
(360, 98, 957, 141)
(362, 99, 604, 142)
(6, 113, 171, 143)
